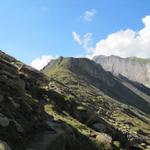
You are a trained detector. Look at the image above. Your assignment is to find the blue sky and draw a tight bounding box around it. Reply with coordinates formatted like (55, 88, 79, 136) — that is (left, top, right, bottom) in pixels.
(0, 0, 150, 68)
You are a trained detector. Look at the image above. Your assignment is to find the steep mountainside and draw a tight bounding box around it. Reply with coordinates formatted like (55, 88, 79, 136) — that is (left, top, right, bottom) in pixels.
(0, 51, 150, 150)
(42, 57, 150, 149)
(93, 55, 150, 87)
(0, 51, 101, 150)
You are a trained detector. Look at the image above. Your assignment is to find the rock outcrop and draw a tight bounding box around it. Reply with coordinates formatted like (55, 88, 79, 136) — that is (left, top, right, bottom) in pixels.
(93, 55, 150, 87)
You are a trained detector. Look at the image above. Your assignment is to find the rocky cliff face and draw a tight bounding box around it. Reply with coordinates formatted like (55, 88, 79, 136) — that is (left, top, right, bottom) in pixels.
(93, 55, 150, 87)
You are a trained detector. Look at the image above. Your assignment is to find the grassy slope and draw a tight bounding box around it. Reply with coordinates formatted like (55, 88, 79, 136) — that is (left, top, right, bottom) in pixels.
(0, 52, 99, 150)
(42, 57, 150, 149)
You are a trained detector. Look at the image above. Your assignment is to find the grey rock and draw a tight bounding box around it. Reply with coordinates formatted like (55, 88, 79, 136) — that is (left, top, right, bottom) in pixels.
(93, 55, 150, 87)
(0, 95, 4, 103)
(92, 123, 106, 132)
(0, 113, 9, 127)
(14, 121, 24, 133)
(96, 133, 112, 149)
(0, 140, 11, 150)
(8, 97, 20, 109)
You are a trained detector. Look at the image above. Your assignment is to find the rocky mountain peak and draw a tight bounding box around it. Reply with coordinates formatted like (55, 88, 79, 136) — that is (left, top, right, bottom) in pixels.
(93, 55, 150, 87)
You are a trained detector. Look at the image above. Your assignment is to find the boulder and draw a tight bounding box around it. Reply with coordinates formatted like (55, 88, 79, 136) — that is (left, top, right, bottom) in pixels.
(0, 95, 4, 103)
(92, 123, 106, 132)
(96, 133, 112, 149)
(0, 140, 11, 150)
(8, 97, 20, 109)
(113, 141, 121, 149)
(14, 121, 24, 133)
(0, 113, 9, 127)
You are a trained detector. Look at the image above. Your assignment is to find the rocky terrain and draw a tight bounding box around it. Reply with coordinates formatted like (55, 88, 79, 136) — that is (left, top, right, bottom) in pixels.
(0, 51, 150, 150)
(0, 51, 99, 150)
(43, 57, 150, 149)
(93, 55, 150, 87)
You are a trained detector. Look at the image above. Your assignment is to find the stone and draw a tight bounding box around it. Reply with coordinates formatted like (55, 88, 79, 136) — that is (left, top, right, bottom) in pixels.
(146, 146, 150, 149)
(92, 123, 106, 132)
(0, 113, 9, 127)
(0, 95, 4, 103)
(8, 97, 20, 109)
(141, 143, 146, 147)
(96, 133, 112, 149)
(0, 140, 11, 150)
(14, 121, 24, 133)
(113, 141, 121, 149)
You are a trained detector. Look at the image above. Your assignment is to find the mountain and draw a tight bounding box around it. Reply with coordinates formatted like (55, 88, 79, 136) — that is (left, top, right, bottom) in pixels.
(42, 56, 150, 149)
(0, 51, 100, 150)
(93, 55, 150, 87)
(0, 51, 150, 150)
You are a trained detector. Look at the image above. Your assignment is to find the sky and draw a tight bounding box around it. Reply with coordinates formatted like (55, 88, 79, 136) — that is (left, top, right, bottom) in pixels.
(0, 0, 150, 70)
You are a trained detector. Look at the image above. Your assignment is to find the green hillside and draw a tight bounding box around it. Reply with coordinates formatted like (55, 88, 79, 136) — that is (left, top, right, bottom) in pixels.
(42, 57, 150, 149)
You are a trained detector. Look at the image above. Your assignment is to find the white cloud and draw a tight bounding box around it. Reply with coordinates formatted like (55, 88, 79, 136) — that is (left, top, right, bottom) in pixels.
(73, 16, 150, 58)
(72, 32, 93, 51)
(31, 16, 150, 70)
(31, 55, 56, 70)
(82, 9, 97, 22)
(82, 33, 93, 51)
(72, 32, 82, 45)
(91, 16, 150, 58)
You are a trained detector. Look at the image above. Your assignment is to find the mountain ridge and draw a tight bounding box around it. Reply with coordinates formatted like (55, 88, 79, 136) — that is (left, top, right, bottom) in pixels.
(42, 56, 150, 114)
(93, 55, 150, 87)
(0, 50, 150, 149)
(42, 56, 150, 149)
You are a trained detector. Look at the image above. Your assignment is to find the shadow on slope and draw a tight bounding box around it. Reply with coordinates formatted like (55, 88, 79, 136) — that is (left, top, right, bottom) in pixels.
(43, 57, 150, 115)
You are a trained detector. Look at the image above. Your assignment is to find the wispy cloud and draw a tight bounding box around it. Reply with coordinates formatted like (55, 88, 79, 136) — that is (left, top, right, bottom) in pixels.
(81, 9, 97, 22)
(72, 32, 82, 45)
(72, 32, 93, 51)
(31, 55, 56, 70)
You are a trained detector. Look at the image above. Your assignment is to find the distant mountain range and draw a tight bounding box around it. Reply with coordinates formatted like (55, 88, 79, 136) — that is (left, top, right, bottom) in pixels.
(93, 55, 150, 87)
(0, 51, 150, 150)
